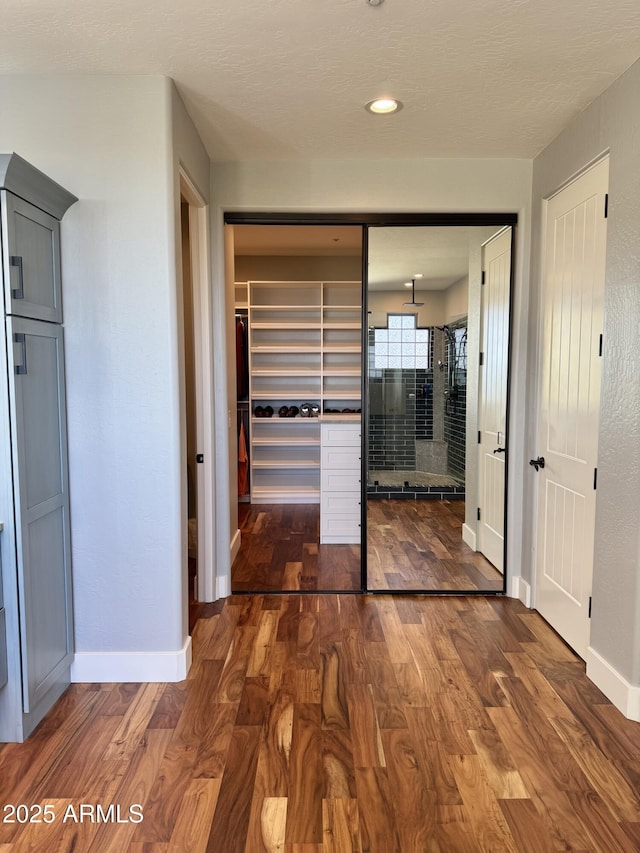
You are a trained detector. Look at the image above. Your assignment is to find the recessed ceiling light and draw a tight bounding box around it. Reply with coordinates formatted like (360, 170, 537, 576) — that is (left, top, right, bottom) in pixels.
(414, 273, 423, 278)
(365, 98, 403, 115)
(404, 282, 413, 287)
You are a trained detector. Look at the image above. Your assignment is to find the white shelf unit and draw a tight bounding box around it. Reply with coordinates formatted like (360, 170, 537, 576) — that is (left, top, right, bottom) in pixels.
(247, 280, 361, 503)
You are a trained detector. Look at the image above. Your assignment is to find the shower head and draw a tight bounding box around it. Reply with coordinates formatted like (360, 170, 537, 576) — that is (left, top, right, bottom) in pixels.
(403, 278, 424, 307)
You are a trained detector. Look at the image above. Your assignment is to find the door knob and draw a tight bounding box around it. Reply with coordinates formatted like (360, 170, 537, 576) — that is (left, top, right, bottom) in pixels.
(493, 447, 506, 454)
(529, 456, 545, 471)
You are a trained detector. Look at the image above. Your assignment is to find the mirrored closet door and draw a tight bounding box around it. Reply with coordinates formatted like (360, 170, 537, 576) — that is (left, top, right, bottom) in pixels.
(365, 225, 513, 593)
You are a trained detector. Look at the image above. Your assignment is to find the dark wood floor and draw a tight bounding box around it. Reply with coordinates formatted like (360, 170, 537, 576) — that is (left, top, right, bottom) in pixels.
(1, 594, 640, 851)
(232, 503, 361, 592)
(232, 501, 501, 592)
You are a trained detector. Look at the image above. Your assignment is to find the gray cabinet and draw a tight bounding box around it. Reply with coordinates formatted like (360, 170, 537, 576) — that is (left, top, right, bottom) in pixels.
(2, 193, 63, 323)
(0, 154, 76, 742)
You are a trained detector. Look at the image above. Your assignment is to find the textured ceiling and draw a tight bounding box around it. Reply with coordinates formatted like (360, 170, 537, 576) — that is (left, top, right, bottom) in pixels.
(2, 0, 640, 161)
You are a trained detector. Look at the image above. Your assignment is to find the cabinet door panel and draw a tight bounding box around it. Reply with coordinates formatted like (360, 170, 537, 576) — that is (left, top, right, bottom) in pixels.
(0, 607, 7, 690)
(1, 192, 62, 322)
(6, 317, 73, 712)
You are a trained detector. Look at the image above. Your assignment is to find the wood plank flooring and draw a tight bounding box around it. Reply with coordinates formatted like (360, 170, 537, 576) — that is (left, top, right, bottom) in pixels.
(233, 501, 501, 592)
(368, 499, 503, 591)
(232, 504, 361, 591)
(2, 594, 640, 851)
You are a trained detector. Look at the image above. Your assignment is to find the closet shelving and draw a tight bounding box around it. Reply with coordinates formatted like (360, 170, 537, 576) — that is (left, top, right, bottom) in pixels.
(246, 280, 361, 503)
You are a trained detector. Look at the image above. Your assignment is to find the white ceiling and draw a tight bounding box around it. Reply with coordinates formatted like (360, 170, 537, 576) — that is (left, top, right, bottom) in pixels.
(3, 0, 640, 162)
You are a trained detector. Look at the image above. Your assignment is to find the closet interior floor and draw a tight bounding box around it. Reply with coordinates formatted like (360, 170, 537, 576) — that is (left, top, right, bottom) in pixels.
(232, 503, 361, 592)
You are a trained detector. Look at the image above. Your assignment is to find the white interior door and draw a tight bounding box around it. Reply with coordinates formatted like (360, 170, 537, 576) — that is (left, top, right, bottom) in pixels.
(534, 158, 608, 659)
(477, 227, 511, 572)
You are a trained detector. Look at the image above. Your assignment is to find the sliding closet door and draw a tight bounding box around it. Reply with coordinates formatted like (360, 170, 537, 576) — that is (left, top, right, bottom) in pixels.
(229, 224, 364, 593)
(365, 224, 511, 593)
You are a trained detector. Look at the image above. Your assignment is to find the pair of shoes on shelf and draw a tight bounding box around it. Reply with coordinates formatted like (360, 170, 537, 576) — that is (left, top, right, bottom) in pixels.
(254, 405, 274, 418)
(278, 405, 299, 418)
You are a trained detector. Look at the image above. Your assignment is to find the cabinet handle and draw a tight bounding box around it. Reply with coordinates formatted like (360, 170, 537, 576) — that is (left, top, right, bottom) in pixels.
(10, 256, 24, 300)
(14, 333, 27, 375)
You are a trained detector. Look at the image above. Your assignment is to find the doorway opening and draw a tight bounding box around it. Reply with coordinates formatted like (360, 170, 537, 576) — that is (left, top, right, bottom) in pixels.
(223, 212, 516, 596)
(179, 171, 214, 629)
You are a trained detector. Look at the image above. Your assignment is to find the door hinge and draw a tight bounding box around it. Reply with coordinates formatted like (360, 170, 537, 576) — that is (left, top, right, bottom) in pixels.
(588, 596, 592, 618)
(604, 193, 609, 218)
(481, 270, 486, 285)
(479, 351, 484, 366)
(594, 467, 598, 490)
(477, 507, 481, 521)
(598, 333, 603, 357)
(478, 430, 481, 444)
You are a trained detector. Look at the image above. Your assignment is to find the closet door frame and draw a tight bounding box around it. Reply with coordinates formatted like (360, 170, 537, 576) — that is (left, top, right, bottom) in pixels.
(224, 212, 517, 596)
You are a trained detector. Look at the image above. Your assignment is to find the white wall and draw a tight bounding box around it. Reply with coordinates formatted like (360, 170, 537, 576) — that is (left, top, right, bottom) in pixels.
(235, 255, 361, 282)
(530, 57, 640, 711)
(368, 290, 446, 328)
(211, 158, 533, 595)
(0, 75, 204, 680)
(444, 275, 469, 323)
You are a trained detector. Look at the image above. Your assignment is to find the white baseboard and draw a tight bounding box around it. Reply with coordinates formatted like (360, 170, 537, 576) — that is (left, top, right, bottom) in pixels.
(586, 646, 640, 722)
(508, 575, 531, 607)
(462, 523, 476, 551)
(70, 635, 192, 683)
(217, 573, 231, 599)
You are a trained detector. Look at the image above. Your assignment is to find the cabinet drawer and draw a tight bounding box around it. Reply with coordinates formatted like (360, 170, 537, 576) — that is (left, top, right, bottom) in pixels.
(322, 469, 361, 492)
(321, 423, 361, 447)
(322, 492, 361, 513)
(322, 446, 360, 471)
(321, 512, 361, 540)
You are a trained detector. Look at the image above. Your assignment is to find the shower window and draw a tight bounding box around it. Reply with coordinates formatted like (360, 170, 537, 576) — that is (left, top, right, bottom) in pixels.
(373, 314, 430, 369)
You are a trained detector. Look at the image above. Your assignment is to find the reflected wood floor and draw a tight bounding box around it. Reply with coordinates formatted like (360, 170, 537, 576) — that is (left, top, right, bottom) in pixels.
(1, 595, 640, 851)
(368, 499, 504, 592)
(233, 501, 501, 593)
(232, 503, 361, 592)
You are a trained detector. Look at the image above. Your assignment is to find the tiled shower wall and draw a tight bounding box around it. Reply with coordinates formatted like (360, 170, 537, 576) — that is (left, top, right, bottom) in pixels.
(443, 319, 467, 481)
(368, 320, 467, 492)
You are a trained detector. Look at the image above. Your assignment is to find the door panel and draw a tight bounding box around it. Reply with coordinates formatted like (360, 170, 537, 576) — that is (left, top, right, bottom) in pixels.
(1, 192, 62, 322)
(477, 228, 511, 572)
(6, 316, 73, 711)
(535, 158, 608, 659)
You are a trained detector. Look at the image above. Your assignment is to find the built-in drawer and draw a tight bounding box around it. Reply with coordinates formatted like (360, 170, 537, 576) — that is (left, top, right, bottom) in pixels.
(321, 423, 361, 447)
(322, 469, 361, 492)
(322, 492, 361, 513)
(0, 607, 7, 690)
(321, 512, 361, 540)
(321, 445, 360, 471)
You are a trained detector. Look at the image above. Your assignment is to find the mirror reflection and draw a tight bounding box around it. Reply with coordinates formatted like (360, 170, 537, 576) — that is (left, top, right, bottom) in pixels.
(366, 225, 511, 592)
